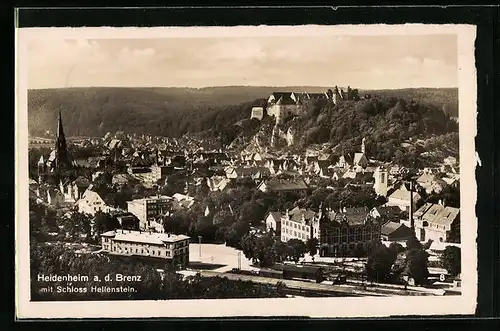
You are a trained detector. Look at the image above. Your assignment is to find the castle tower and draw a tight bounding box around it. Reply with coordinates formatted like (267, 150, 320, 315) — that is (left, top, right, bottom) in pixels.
(373, 166, 388, 197)
(54, 110, 72, 171)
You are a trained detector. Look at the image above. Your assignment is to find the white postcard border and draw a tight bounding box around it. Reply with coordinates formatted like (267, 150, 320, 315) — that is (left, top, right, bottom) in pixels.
(15, 24, 478, 319)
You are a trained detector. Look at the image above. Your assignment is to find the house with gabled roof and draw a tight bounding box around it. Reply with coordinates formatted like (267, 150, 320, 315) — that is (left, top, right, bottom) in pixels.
(380, 221, 413, 241)
(413, 202, 460, 243)
(257, 178, 309, 194)
(386, 183, 422, 212)
(336, 154, 353, 168)
(76, 184, 114, 216)
(265, 211, 282, 237)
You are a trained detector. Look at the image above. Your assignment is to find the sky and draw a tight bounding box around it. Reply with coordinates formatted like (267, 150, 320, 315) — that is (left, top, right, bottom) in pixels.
(26, 34, 458, 89)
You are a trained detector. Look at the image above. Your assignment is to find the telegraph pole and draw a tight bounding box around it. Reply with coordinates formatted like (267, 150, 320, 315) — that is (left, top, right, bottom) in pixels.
(405, 174, 417, 232)
(198, 236, 202, 259)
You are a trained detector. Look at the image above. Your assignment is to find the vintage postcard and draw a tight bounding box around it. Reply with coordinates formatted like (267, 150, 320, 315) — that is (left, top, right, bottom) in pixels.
(15, 24, 477, 319)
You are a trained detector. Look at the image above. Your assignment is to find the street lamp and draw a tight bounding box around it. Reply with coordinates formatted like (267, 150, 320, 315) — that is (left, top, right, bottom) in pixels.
(198, 235, 202, 259)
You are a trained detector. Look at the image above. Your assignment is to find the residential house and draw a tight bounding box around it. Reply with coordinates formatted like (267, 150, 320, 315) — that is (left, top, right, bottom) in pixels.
(257, 178, 309, 194)
(226, 167, 259, 179)
(76, 185, 113, 216)
(114, 213, 140, 231)
(442, 176, 459, 188)
(171, 193, 195, 210)
(380, 221, 414, 241)
(386, 183, 422, 212)
(416, 173, 448, 194)
(443, 156, 458, 166)
(440, 162, 458, 174)
(369, 206, 405, 223)
(265, 212, 282, 237)
(112, 173, 139, 187)
(206, 176, 231, 192)
(336, 154, 353, 168)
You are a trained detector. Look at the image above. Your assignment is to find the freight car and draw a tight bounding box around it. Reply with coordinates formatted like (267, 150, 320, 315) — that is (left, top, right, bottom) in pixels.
(258, 268, 284, 279)
(274, 264, 325, 283)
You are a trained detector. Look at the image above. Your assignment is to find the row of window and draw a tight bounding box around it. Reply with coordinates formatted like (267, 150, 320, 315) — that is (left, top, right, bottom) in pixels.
(281, 233, 310, 242)
(321, 233, 379, 243)
(283, 221, 313, 231)
(323, 227, 376, 234)
(107, 244, 189, 257)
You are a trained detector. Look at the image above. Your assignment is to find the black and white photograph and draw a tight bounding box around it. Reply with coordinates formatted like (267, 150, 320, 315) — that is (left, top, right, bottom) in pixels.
(15, 24, 478, 318)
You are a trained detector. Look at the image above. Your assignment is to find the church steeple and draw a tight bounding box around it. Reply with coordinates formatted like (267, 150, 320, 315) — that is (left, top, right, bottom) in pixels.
(54, 110, 71, 171)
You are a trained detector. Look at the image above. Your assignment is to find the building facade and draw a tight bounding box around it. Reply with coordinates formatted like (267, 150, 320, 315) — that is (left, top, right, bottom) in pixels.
(101, 230, 190, 268)
(280, 207, 320, 243)
(413, 202, 460, 243)
(76, 188, 111, 216)
(127, 195, 172, 230)
(318, 208, 381, 257)
(250, 107, 265, 120)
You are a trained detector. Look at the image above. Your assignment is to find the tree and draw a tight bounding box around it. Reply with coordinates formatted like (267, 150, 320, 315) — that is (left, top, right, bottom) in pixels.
(306, 237, 319, 260)
(404, 249, 430, 285)
(352, 242, 367, 258)
(93, 211, 120, 238)
(406, 235, 423, 251)
(365, 245, 397, 283)
(273, 240, 290, 263)
(287, 239, 307, 263)
(440, 246, 461, 278)
(389, 242, 405, 254)
(240, 233, 257, 264)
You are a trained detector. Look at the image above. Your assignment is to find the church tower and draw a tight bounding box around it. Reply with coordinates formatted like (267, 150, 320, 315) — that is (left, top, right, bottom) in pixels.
(373, 166, 388, 197)
(54, 110, 72, 171)
(361, 137, 366, 155)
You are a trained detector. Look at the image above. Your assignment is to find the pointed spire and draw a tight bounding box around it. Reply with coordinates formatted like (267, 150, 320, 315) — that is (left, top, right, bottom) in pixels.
(54, 109, 71, 171)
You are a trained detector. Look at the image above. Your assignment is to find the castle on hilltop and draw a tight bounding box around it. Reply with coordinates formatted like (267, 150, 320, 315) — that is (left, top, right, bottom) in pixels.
(264, 86, 360, 124)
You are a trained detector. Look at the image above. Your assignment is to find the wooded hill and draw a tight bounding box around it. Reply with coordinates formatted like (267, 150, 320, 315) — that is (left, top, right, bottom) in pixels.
(28, 86, 458, 138)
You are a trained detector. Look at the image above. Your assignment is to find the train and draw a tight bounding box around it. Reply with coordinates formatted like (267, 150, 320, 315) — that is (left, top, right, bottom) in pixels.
(260, 264, 326, 283)
(230, 264, 329, 283)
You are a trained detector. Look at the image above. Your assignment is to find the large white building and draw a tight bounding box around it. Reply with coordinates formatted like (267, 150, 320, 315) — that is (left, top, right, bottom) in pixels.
(413, 202, 460, 243)
(101, 230, 190, 268)
(280, 207, 320, 243)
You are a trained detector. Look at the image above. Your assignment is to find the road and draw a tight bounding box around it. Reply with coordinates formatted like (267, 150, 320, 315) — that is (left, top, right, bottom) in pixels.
(198, 270, 386, 297)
